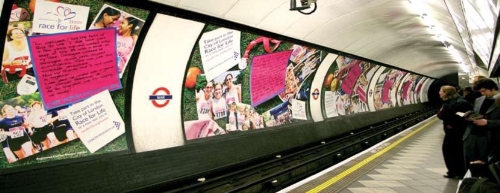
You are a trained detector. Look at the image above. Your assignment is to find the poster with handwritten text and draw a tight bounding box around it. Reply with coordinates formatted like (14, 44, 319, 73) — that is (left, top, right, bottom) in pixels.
(340, 62, 362, 95)
(250, 50, 292, 106)
(28, 28, 122, 109)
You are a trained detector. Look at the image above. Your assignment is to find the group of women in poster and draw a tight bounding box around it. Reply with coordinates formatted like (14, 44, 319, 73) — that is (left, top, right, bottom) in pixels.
(0, 101, 76, 163)
(183, 26, 428, 140)
(1, 2, 144, 164)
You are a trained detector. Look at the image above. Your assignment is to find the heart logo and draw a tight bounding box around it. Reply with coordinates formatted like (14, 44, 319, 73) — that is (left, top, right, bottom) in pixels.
(55, 6, 76, 20)
(56, 6, 65, 16)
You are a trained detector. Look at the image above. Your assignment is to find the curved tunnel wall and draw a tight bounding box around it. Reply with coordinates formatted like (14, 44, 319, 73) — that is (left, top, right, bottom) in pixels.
(130, 12, 435, 153)
(0, 0, 436, 191)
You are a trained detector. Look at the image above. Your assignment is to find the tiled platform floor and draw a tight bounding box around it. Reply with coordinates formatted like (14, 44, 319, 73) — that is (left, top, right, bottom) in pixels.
(280, 117, 460, 193)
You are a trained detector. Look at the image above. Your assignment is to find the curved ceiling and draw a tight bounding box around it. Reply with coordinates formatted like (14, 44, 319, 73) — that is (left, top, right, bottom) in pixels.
(150, 0, 499, 78)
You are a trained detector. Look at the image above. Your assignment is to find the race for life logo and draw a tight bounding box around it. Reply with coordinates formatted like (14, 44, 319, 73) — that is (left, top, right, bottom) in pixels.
(150, 87, 173, 108)
(32, 1, 89, 34)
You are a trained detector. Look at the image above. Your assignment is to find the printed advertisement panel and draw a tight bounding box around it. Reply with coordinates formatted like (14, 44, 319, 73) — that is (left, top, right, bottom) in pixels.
(372, 68, 406, 110)
(0, 0, 148, 169)
(182, 24, 327, 140)
(321, 56, 379, 118)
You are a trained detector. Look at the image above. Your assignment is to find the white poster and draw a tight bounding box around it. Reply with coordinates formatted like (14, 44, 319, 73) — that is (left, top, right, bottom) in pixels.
(291, 99, 307, 120)
(368, 67, 386, 112)
(198, 28, 241, 81)
(324, 91, 337, 118)
(67, 90, 124, 153)
(33, 1, 89, 33)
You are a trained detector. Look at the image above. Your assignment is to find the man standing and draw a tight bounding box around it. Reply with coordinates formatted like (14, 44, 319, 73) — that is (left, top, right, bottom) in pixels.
(463, 78, 500, 176)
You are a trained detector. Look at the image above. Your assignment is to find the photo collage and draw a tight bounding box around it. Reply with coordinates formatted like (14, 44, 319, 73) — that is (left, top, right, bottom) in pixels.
(0, 0, 148, 169)
(183, 25, 325, 140)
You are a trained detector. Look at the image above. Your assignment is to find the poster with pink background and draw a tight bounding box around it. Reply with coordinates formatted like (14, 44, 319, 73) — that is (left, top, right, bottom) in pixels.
(250, 50, 292, 106)
(28, 28, 121, 109)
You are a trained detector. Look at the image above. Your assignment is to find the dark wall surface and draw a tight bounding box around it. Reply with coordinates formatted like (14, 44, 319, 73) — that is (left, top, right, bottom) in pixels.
(428, 73, 459, 106)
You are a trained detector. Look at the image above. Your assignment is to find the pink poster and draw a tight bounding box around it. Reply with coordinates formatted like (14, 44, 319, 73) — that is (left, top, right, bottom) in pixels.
(250, 50, 292, 106)
(28, 28, 122, 109)
(340, 63, 362, 95)
(356, 85, 366, 103)
(401, 80, 412, 101)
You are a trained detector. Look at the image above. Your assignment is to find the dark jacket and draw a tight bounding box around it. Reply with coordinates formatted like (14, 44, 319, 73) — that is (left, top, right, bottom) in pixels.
(438, 96, 473, 133)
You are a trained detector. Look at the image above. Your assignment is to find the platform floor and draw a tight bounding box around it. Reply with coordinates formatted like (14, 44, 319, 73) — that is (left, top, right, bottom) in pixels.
(279, 116, 460, 193)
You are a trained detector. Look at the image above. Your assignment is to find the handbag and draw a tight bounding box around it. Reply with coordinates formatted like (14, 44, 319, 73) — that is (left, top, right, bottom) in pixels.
(458, 177, 500, 193)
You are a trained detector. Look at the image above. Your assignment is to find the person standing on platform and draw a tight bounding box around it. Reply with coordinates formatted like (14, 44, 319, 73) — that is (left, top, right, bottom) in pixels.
(463, 78, 500, 177)
(463, 86, 478, 104)
(437, 85, 472, 178)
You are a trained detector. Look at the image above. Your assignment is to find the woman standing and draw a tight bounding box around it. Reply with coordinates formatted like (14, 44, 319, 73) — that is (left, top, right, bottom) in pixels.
(437, 85, 472, 178)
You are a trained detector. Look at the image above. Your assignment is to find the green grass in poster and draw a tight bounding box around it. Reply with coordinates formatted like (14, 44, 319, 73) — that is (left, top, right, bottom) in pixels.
(0, 0, 148, 169)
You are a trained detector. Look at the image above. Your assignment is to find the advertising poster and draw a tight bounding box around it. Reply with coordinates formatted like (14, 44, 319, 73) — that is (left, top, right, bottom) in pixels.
(0, 0, 148, 169)
(399, 74, 420, 105)
(32, 1, 89, 34)
(89, 4, 145, 78)
(0, 93, 78, 164)
(67, 90, 124, 153)
(198, 28, 241, 81)
(262, 100, 292, 127)
(415, 77, 427, 103)
(250, 50, 291, 106)
(2, 21, 34, 83)
(321, 59, 340, 118)
(373, 68, 406, 110)
(321, 56, 377, 117)
(182, 24, 326, 140)
(309, 53, 337, 122)
(28, 28, 122, 109)
(410, 75, 423, 104)
(397, 73, 412, 106)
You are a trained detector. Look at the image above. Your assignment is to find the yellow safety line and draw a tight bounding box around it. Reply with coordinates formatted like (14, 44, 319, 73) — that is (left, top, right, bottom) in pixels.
(306, 117, 438, 193)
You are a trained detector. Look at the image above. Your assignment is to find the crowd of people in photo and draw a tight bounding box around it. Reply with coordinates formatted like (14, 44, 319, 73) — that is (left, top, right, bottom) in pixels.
(0, 102, 77, 163)
(264, 100, 293, 128)
(437, 76, 500, 184)
(196, 73, 264, 134)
